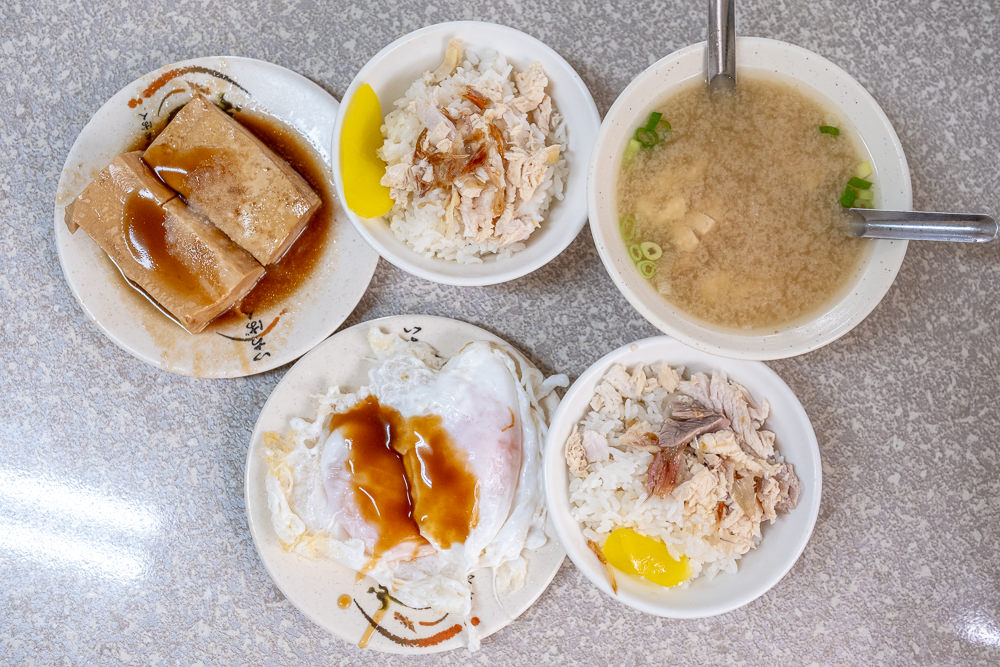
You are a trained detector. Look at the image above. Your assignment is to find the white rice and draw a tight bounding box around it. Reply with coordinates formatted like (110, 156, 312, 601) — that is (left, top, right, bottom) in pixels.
(568, 362, 747, 583)
(570, 449, 738, 583)
(379, 46, 568, 263)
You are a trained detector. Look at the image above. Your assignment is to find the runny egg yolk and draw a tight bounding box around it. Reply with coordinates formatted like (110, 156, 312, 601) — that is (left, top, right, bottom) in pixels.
(602, 528, 691, 587)
(339, 83, 394, 218)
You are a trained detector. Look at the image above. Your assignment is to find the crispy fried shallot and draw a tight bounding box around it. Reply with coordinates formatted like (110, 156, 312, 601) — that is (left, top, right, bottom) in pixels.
(462, 86, 490, 110)
(587, 539, 618, 594)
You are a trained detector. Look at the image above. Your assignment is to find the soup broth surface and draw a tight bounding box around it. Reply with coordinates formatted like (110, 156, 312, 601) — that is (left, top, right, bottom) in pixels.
(617, 77, 870, 330)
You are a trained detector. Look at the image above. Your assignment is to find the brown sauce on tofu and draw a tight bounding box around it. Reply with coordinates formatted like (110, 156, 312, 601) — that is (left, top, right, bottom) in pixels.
(231, 110, 333, 314)
(125, 102, 333, 327)
(121, 190, 213, 306)
(329, 396, 479, 559)
(144, 145, 231, 195)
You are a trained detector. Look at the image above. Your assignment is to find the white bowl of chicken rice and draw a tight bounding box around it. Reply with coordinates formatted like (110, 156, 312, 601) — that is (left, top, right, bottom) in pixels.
(543, 336, 821, 618)
(332, 21, 600, 286)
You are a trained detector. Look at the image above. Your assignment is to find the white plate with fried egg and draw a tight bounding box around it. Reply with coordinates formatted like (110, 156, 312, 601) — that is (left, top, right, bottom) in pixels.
(244, 314, 566, 653)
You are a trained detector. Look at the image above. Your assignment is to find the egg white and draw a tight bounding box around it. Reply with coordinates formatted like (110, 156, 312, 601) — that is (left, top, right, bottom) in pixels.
(265, 328, 564, 647)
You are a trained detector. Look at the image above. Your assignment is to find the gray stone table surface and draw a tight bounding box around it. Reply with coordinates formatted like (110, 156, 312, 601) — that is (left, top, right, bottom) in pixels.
(2, 0, 998, 664)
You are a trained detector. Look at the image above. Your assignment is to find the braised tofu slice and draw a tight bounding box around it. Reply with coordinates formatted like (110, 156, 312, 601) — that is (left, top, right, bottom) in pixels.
(143, 96, 320, 265)
(65, 151, 265, 333)
(64, 152, 176, 233)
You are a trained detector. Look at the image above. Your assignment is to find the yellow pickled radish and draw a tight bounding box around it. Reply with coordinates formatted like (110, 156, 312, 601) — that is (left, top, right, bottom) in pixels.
(602, 528, 691, 587)
(340, 83, 393, 218)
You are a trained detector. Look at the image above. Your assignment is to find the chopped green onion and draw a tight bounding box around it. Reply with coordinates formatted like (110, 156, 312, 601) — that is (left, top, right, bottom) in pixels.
(624, 138, 641, 163)
(634, 127, 658, 148)
(634, 113, 671, 148)
(628, 243, 643, 262)
(640, 241, 662, 260)
(854, 200, 873, 209)
(819, 125, 840, 136)
(637, 260, 656, 279)
(839, 185, 857, 208)
(619, 215, 637, 241)
(854, 161, 873, 178)
(855, 188, 874, 201)
(848, 177, 872, 189)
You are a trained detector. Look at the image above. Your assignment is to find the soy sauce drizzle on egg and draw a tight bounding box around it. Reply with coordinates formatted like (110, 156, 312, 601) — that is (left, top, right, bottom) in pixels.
(328, 396, 480, 563)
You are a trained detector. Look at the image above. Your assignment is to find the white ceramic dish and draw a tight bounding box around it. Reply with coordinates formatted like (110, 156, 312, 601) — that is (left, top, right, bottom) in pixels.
(54, 56, 378, 377)
(588, 38, 912, 360)
(244, 314, 565, 653)
(332, 21, 601, 286)
(543, 336, 822, 618)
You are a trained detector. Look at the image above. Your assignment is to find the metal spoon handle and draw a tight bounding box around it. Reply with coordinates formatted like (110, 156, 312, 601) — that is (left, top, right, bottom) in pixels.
(848, 209, 997, 243)
(708, 0, 736, 89)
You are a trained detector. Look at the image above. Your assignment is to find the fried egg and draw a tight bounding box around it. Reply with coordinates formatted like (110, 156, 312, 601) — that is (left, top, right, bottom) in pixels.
(265, 328, 560, 647)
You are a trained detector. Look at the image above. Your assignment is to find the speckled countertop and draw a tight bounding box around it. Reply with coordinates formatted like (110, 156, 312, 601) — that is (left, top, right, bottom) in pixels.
(2, 1, 998, 664)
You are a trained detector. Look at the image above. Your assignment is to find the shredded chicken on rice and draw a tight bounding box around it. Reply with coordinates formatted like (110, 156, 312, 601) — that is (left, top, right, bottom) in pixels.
(566, 362, 801, 580)
(378, 39, 567, 261)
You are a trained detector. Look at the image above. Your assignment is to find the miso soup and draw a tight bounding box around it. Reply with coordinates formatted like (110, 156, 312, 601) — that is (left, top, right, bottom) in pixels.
(617, 76, 873, 331)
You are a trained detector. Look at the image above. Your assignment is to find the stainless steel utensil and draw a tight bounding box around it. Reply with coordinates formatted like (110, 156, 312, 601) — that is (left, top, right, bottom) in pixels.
(705, 1, 993, 245)
(708, 0, 736, 91)
(846, 209, 997, 243)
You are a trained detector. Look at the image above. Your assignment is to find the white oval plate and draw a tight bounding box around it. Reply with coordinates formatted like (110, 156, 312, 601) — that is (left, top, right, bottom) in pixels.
(54, 56, 378, 378)
(544, 336, 822, 618)
(332, 21, 601, 286)
(244, 314, 565, 654)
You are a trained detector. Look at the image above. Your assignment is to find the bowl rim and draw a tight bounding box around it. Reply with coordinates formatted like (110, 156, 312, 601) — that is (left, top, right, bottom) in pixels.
(587, 36, 912, 360)
(332, 20, 601, 286)
(542, 335, 823, 618)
